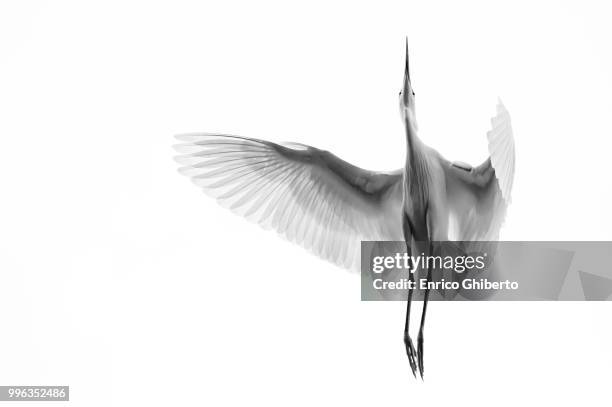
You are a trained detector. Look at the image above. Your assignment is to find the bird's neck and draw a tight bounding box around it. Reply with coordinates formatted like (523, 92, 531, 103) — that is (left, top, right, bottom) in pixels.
(404, 119, 422, 171)
(404, 119, 430, 199)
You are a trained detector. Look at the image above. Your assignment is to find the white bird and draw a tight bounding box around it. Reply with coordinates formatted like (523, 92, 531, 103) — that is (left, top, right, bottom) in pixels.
(174, 39, 515, 378)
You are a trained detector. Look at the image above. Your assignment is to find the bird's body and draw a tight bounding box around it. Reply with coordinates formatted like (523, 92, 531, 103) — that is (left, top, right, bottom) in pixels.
(174, 39, 515, 378)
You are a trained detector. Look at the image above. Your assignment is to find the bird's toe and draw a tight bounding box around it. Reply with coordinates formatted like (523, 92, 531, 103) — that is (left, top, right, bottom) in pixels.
(417, 332, 425, 379)
(404, 334, 418, 377)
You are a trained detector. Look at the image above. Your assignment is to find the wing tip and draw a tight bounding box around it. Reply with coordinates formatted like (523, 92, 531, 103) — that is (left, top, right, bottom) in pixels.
(488, 98, 515, 203)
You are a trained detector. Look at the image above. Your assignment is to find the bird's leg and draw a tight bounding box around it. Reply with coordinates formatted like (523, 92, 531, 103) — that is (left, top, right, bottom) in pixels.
(404, 262, 418, 377)
(416, 241, 433, 379)
(402, 213, 418, 378)
(417, 214, 435, 379)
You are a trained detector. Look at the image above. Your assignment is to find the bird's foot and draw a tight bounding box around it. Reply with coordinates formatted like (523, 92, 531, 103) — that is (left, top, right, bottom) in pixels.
(417, 331, 424, 379)
(404, 333, 418, 377)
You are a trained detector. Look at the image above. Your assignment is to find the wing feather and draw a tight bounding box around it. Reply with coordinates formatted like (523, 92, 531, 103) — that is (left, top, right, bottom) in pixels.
(174, 134, 404, 270)
(486, 100, 515, 201)
(443, 100, 515, 241)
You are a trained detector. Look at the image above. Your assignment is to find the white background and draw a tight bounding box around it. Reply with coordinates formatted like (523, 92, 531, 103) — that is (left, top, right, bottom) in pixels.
(1, 0, 611, 406)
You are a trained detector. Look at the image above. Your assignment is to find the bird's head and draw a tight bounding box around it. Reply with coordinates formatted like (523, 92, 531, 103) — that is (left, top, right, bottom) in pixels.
(399, 38, 417, 131)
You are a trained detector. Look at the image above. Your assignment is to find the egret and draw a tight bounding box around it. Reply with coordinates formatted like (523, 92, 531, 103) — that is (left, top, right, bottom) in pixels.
(174, 39, 515, 378)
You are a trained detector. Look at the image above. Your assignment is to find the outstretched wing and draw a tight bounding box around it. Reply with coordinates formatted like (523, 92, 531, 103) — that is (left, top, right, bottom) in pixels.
(174, 134, 404, 270)
(442, 101, 515, 241)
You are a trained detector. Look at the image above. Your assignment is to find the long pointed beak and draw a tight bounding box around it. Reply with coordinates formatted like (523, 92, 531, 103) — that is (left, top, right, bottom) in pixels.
(404, 37, 410, 83)
(403, 37, 412, 105)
